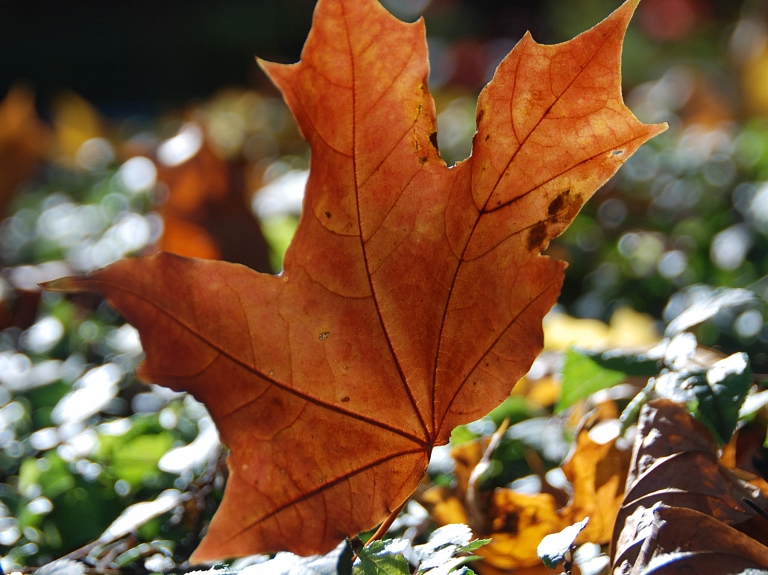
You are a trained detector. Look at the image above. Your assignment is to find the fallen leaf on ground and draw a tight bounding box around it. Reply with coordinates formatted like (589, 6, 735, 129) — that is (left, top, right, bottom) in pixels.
(0, 86, 51, 216)
(611, 399, 768, 573)
(46, 0, 663, 560)
(155, 123, 272, 271)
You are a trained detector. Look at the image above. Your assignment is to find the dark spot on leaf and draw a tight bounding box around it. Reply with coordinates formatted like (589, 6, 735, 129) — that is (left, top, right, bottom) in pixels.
(325, 211, 332, 219)
(548, 189, 570, 216)
(485, 134, 490, 142)
(476, 109, 485, 124)
(420, 156, 428, 164)
(547, 189, 582, 223)
(528, 221, 548, 251)
(485, 362, 490, 367)
(429, 131, 439, 152)
(341, 396, 350, 402)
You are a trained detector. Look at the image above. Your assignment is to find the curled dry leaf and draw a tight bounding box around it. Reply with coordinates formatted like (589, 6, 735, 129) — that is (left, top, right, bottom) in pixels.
(611, 399, 768, 574)
(45, 0, 663, 561)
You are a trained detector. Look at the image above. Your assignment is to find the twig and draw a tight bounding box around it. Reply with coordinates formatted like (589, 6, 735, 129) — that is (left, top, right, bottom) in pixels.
(743, 497, 768, 521)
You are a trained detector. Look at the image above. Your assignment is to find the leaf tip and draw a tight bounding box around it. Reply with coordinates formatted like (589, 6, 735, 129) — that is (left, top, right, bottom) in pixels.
(39, 275, 82, 293)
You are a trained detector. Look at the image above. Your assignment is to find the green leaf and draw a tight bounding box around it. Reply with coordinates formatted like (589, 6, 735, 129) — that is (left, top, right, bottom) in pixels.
(355, 540, 411, 575)
(665, 288, 755, 337)
(537, 517, 589, 569)
(580, 347, 662, 377)
(486, 396, 546, 427)
(655, 352, 752, 444)
(415, 524, 489, 574)
(557, 349, 626, 413)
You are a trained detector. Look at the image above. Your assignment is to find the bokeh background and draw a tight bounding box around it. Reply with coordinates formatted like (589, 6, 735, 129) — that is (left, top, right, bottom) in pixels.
(2, 0, 768, 571)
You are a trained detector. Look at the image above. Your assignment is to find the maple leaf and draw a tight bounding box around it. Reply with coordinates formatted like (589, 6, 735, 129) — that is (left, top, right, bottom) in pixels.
(45, 0, 664, 561)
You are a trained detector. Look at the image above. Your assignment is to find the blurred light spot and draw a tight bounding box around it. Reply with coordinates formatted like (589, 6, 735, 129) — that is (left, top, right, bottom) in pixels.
(426, 444, 455, 475)
(639, 0, 704, 42)
(703, 154, 736, 188)
(483, 38, 518, 83)
(131, 392, 167, 414)
(0, 524, 20, 545)
(115, 479, 131, 497)
(545, 467, 569, 490)
(75, 460, 102, 481)
(78, 321, 99, 342)
(29, 428, 59, 451)
(250, 98, 288, 135)
(730, 19, 767, 64)
(26, 496, 53, 516)
(735, 131, 765, 168)
(0, 352, 31, 390)
(99, 490, 182, 543)
(598, 198, 627, 228)
(657, 250, 688, 279)
(22, 315, 64, 355)
(66, 429, 98, 458)
(98, 418, 132, 436)
(60, 353, 86, 384)
(52, 364, 122, 425)
(587, 419, 621, 444)
(0, 401, 25, 428)
(509, 474, 541, 495)
(108, 324, 142, 355)
(619, 232, 666, 277)
(628, 66, 695, 123)
(157, 123, 203, 167)
(119, 157, 157, 193)
(252, 170, 308, 219)
(750, 183, 768, 234)
(576, 226, 603, 252)
(208, 112, 246, 159)
(9, 261, 70, 292)
(158, 417, 220, 474)
(710, 225, 752, 271)
(113, 213, 151, 251)
(733, 182, 757, 216)
(76, 138, 115, 172)
(734, 309, 763, 339)
(243, 134, 278, 164)
(380, 0, 430, 19)
(159, 408, 178, 430)
(618, 233, 639, 257)
(426, 37, 454, 89)
(654, 178, 702, 211)
(573, 292, 604, 319)
(144, 554, 175, 574)
(437, 97, 475, 163)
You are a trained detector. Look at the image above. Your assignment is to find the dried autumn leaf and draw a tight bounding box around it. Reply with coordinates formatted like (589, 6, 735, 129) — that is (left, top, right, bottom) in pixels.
(0, 86, 51, 216)
(156, 124, 272, 270)
(46, 0, 663, 560)
(612, 399, 768, 573)
(425, 416, 629, 571)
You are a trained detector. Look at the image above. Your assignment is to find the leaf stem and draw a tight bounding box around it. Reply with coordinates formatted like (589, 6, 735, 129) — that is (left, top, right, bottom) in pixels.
(364, 497, 410, 548)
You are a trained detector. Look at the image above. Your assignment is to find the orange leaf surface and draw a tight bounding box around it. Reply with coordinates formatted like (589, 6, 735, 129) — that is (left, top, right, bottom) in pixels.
(46, 0, 663, 561)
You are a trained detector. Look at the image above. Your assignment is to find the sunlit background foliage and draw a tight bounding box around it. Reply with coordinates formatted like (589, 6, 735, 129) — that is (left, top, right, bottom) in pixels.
(1, 0, 768, 572)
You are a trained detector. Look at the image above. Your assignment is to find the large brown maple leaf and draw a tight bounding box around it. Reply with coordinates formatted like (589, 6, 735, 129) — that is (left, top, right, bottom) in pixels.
(47, 0, 664, 561)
